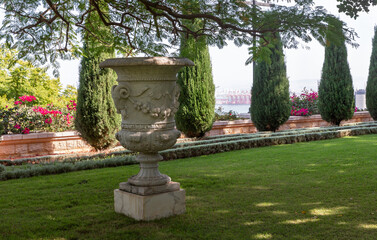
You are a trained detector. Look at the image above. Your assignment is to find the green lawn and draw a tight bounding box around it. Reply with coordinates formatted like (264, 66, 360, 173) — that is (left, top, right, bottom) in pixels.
(1, 135, 377, 240)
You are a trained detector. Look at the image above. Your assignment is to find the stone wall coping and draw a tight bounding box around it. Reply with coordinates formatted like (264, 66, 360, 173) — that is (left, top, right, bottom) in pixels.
(0, 131, 80, 141)
(212, 111, 371, 127)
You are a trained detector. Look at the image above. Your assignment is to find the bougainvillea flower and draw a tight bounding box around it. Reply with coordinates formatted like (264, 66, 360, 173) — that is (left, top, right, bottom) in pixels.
(22, 128, 30, 134)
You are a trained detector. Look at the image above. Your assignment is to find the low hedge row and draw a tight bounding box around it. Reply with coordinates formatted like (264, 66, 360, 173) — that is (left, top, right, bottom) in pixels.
(0, 149, 133, 166)
(173, 122, 377, 149)
(161, 127, 377, 160)
(202, 121, 377, 140)
(0, 155, 136, 181)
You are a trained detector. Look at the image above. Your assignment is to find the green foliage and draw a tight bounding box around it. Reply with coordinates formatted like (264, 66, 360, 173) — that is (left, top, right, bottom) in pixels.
(0, 164, 5, 173)
(0, 95, 13, 109)
(290, 88, 319, 116)
(0, 45, 73, 108)
(337, 0, 377, 18)
(0, 156, 136, 181)
(0, 97, 76, 135)
(75, 7, 120, 151)
(214, 107, 243, 121)
(176, 23, 215, 138)
(366, 26, 377, 120)
(0, 1, 360, 67)
(318, 19, 355, 126)
(162, 125, 377, 160)
(250, 34, 291, 132)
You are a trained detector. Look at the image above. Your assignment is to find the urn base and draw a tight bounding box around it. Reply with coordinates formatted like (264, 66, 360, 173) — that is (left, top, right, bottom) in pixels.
(114, 188, 186, 221)
(119, 181, 180, 196)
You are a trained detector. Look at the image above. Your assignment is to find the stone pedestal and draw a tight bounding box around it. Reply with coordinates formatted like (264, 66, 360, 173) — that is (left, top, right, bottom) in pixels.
(114, 188, 186, 221)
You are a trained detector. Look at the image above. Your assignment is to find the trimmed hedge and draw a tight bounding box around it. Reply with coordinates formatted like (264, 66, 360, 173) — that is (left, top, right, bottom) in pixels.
(0, 155, 136, 181)
(0, 149, 133, 166)
(161, 127, 377, 160)
(173, 122, 377, 149)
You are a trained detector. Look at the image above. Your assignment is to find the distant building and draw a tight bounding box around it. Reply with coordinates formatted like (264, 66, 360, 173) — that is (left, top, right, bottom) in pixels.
(355, 89, 366, 110)
(215, 89, 251, 105)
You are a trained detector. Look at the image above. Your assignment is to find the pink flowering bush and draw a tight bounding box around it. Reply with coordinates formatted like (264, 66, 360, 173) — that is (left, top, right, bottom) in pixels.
(0, 95, 76, 135)
(290, 88, 319, 116)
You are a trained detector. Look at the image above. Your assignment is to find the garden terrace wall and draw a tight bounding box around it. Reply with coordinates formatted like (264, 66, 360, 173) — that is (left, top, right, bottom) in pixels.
(0, 131, 92, 159)
(206, 111, 373, 137)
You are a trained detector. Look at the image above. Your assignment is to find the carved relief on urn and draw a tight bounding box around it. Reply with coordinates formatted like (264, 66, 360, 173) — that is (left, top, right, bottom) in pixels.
(100, 57, 194, 191)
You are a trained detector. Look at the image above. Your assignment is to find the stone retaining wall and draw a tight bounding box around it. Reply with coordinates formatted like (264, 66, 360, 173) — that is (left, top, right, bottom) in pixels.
(205, 111, 373, 136)
(0, 131, 92, 159)
(0, 111, 373, 159)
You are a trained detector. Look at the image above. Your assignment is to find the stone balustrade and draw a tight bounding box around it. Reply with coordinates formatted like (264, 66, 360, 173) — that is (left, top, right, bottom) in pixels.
(0, 111, 373, 159)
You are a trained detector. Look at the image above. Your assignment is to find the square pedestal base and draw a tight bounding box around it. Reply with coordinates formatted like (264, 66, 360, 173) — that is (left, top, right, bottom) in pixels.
(114, 189, 186, 221)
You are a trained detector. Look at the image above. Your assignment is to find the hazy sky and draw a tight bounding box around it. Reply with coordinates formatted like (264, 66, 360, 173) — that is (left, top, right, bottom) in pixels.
(211, 0, 377, 92)
(1, 1, 377, 93)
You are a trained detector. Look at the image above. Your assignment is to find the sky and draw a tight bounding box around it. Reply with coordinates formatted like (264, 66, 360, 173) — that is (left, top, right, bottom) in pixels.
(1, 1, 377, 93)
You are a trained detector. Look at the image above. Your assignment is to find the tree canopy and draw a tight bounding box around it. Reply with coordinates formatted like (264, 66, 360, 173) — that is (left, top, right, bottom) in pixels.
(0, 44, 76, 108)
(336, 0, 377, 19)
(0, 0, 363, 68)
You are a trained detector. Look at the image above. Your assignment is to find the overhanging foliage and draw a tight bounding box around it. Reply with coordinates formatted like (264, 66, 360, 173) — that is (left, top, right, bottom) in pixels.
(0, 0, 361, 69)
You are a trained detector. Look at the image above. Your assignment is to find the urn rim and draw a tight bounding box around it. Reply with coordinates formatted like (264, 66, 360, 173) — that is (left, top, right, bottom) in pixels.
(99, 57, 194, 68)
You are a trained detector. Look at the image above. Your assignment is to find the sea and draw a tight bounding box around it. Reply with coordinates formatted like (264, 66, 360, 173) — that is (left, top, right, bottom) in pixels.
(215, 104, 250, 114)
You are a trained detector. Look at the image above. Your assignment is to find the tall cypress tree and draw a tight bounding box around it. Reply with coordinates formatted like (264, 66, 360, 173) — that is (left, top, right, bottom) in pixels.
(75, 5, 120, 150)
(250, 34, 291, 132)
(175, 22, 215, 138)
(366, 26, 377, 120)
(318, 19, 354, 126)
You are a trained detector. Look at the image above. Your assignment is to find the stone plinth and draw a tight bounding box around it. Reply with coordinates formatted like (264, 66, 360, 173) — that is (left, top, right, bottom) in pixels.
(114, 188, 186, 221)
(119, 181, 180, 196)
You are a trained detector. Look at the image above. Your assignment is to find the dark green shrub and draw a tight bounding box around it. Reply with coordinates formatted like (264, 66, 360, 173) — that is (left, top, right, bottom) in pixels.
(366, 26, 377, 120)
(176, 20, 215, 138)
(250, 34, 291, 131)
(75, 8, 120, 150)
(0, 156, 136, 181)
(0, 164, 5, 173)
(318, 19, 354, 126)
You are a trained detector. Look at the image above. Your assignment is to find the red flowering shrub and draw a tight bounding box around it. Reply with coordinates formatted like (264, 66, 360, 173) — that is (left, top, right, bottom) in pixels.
(290, 88, 319, 117)
(0, 95, 76, 135)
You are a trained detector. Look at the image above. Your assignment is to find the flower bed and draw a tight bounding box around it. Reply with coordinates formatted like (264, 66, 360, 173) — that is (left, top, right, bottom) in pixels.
(290, 88, 319, 116)
(0, 95, 76, 135)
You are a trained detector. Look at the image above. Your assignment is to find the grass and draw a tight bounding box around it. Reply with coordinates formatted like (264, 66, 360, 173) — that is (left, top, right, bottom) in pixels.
(1, 134, 377, 240)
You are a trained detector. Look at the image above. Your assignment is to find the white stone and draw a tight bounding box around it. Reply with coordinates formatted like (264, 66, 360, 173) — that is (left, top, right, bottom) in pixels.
(119, 181, 180, 196)
(101, 57, 194, 188)
(114, 188, 186, 221)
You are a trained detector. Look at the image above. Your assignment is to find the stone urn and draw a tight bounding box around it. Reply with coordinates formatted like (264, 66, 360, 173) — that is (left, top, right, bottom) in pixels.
(100, 57, 194, 220)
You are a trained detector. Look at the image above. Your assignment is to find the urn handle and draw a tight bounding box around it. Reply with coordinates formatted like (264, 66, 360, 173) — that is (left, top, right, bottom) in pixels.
(112, 85, 130, 114)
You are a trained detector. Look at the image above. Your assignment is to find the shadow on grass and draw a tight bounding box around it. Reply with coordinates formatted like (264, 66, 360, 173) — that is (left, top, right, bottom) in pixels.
(1, 134, 377, 240)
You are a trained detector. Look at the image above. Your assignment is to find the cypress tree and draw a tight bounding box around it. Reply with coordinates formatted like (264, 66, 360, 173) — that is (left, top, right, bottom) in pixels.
(318, 20, 354, 126)
(366, 26, 377, 120)
(75, 6, 120, 150)
(175, 21, 215, 138)
(250, 34, 291, 132)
